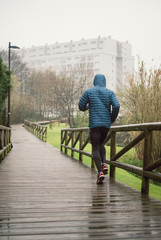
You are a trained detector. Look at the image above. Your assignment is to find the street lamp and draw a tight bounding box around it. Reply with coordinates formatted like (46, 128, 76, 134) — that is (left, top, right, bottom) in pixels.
(7, 42, 20, 127)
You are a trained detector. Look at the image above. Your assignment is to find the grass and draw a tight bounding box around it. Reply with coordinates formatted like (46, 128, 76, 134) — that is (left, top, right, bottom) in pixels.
(46, 123, 161, 201)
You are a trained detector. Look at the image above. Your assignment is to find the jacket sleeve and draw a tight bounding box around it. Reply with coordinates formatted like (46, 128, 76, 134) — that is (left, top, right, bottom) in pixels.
(78, 91, 89, 111)
(111, 92, 120, 123)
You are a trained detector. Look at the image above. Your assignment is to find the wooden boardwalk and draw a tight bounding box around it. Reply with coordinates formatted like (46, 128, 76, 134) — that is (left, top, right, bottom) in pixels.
(0, 125, 161, 240)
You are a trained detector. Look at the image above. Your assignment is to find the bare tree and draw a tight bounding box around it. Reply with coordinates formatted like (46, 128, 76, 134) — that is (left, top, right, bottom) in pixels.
(0, 49, 29, 94)
(24, 68, 58, 120)
(0, 49, 27, 76)
(52, 66, 93, 127)
(10, 75, 35, 124)
(23, 65, 93, 125)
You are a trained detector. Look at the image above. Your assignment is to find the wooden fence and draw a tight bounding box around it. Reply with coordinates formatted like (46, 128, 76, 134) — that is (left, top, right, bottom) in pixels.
(61, 122, 161, 195)
(0, 125, 12, 162)
(24, 120, 47, 142)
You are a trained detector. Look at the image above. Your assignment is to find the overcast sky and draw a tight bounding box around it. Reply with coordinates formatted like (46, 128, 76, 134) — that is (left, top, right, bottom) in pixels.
(0, 0, 161, 69)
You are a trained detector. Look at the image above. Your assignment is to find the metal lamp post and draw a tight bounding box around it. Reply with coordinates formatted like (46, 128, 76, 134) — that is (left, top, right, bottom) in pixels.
(7, 42, 20, 127)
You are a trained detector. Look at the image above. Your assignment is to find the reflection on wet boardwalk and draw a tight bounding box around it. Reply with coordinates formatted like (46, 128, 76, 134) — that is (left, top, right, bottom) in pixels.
(0, 125, 161, 239)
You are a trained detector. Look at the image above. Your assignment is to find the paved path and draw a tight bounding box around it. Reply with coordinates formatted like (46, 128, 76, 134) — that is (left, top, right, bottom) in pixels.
(0, 124, 161, 239)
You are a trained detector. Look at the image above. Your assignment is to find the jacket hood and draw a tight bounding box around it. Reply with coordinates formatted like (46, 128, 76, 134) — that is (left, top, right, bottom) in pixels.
(93, 74, 106, 87)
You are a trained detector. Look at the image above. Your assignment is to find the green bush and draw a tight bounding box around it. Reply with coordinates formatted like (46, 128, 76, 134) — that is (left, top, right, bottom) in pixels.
(0, 58, 10, 125)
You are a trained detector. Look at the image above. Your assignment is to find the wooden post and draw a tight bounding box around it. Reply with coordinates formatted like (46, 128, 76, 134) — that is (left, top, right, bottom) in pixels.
(141, 130, 152, 195)
(50, 120, 52, 129)
(110, 132, 116, 178)
(4, 130, 8, 157)
(61, 130, 63, 152)
(79, 131, 83, 162)
(71, 132, 74, 158)
(45, 127, 47, 142)
(9, 128, 12, 151)
(41, 127, 43, 140)
(0, 130, 2, 162)
(65, 131, 68, 155)
(6, 130, 9, 152)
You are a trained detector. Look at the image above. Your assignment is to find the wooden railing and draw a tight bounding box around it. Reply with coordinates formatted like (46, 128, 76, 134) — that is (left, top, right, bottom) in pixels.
(61, 122, 161, 195)
(24, 120, 47, 142)
(0, 125, 12, 162)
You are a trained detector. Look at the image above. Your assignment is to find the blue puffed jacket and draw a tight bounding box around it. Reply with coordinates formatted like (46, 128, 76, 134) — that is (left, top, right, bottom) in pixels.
(78, 74, 120, 128)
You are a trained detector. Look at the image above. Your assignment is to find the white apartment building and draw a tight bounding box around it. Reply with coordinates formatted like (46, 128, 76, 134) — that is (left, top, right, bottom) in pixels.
(19, 36, 134, 91)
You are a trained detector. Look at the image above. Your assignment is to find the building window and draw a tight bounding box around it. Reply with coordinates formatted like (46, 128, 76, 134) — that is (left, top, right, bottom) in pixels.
(87, 62, 93, 67)
(60, 59, 66, 64)
(87, 55, 93, 61)
(80, 56, 86, 62)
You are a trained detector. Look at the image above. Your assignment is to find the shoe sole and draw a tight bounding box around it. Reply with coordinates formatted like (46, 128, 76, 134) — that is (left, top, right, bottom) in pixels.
(96, 176, 105, 184)
(103, 169, 108, 175)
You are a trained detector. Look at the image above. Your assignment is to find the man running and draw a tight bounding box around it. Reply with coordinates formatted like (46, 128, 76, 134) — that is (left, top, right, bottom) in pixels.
(78, 74, 120, 184)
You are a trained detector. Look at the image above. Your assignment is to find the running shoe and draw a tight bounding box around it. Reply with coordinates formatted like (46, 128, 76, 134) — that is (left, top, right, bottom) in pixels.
(96, 172, 105, 184)
(102, 163, 108, 175)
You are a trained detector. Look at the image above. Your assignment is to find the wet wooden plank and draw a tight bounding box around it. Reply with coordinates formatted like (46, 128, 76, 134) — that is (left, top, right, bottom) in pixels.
(0, 124, 161, 239)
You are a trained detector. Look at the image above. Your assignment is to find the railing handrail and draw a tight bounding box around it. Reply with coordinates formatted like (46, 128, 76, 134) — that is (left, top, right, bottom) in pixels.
(61, 122, 161, 196)
(0, 125, 12, 162)
(0, 125, 11, 130)
(61, 122, 161, 132)
(61, 127, 89, 132)
(111, 122, 161, 131)
(24, 120, 47, 142)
